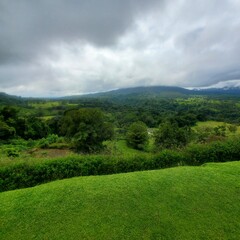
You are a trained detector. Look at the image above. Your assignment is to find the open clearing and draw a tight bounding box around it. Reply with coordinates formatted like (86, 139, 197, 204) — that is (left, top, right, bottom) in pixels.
(0, 161, 240, 240)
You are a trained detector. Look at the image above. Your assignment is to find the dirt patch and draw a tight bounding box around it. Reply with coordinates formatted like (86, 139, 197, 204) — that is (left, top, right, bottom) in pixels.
(29, 149, 73, 158)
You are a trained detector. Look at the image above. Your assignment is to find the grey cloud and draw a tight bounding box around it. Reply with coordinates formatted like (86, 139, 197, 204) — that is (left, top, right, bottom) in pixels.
(0, 0, 163, 64)
(0, 0, 240, 96)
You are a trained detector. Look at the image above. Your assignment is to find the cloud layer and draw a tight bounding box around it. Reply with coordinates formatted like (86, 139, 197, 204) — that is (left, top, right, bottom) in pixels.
(0, 0, 240, 96)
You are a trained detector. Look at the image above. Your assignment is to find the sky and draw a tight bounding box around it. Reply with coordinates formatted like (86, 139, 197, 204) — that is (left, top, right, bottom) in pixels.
(0, 0, 240, 97)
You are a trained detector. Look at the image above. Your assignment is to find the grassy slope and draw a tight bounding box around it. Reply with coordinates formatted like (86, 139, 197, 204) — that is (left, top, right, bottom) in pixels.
(1, 162, 240, 240)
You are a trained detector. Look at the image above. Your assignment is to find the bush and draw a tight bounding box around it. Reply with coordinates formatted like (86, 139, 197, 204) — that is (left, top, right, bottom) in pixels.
(185, 137, 240, 165)
(6, 148, 19, 158)
(38, 134, 61, 149)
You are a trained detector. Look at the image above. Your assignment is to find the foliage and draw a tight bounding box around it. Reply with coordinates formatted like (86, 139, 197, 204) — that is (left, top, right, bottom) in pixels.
(23, 116, 50, 140)
(0, 106, 18, 121)
(0, 121, 15, 140)
(185, 137, 240, 165)
(154, 122, 191, 149)
(126, 121, 148, 150)
(38, 134, 61, 148)
(228, 124, 237, 133)
(5, 148, 19, 158)
(60, 108, 114, 152)
(0, 106, 50, 140)
(213, 125, 226, 136)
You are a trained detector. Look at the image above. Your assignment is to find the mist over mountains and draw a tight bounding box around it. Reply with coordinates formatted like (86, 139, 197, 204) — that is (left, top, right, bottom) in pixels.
(1, 79, 240, 101)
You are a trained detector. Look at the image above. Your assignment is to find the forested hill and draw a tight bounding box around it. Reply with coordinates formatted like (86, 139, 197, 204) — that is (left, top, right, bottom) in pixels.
(64, 85, 240, 100)
(0, 92, 24, 105)
(89, 86, 191, 97)
(64, 86, 191, 99)
(1, 84, 240, 103)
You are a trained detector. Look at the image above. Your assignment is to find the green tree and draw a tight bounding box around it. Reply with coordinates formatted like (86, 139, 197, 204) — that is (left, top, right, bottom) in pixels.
(154, 122, 191, 149)
(126, 121, 148, 150)
(0, 121, 15, 140)
(23, 117, 49, 140)
(1, 106, 17, 121)
(60, 108, 114, 152)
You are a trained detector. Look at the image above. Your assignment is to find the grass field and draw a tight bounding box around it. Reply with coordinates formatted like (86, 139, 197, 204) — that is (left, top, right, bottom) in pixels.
(1, 161, 239, 240)
(193, 121, 240, 136)
(104, 139, 146, 156)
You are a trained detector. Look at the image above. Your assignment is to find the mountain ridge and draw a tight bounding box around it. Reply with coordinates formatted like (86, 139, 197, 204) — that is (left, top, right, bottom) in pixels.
(1, 80, 240, 100)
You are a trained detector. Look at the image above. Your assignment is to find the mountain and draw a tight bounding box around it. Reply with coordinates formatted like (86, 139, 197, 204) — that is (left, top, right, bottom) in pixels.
(2, 80, 240, 102)
(64, 86, 192, 100)
(66, 81, 240, 100)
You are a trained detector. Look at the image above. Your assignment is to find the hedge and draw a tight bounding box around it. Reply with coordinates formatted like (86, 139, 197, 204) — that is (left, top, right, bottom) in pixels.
(1, 137, 240, 192)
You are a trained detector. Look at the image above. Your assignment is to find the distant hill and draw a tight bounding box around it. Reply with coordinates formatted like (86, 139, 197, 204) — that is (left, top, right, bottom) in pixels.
(64, 84, 240, 100)
(0, 92, 24, 105)
(64, 86, 193, 100)
(1, 81, 240, 102)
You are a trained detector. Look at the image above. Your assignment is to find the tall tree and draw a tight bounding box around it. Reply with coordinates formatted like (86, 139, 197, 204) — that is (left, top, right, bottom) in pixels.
(126, 121, 148, 150)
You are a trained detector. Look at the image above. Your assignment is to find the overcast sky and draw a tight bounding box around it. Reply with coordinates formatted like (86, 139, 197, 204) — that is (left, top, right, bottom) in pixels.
(0, 0, 240, 97)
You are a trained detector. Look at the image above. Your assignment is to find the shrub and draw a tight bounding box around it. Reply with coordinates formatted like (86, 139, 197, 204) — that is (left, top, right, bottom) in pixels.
(6, 148, 19, 158)
(38, 134, 61, 148)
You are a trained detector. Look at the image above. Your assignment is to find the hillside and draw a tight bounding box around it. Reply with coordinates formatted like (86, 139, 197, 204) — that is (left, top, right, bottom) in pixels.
(1, 161, 239, 240)
(2, 82, 240, 102)
(62, 86, 192, 100)
(63, 85, 240, 101)
(0, 92, 24, 105)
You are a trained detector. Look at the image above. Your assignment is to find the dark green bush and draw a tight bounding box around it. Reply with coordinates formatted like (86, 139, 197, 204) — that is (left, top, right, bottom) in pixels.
(6, 148, 19, 158)
(186, 138, 240, 165)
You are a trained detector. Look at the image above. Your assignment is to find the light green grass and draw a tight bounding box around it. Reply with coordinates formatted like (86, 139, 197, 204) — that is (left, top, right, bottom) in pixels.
(193, 121, 240, 135)
(38, 115, 54, 120)
(1, 161, 240, 240)
(104, 139, 146, 156)
(176, 97, 222, 105)
(28, 101, 61, 109)
(194, 121, 227, 128)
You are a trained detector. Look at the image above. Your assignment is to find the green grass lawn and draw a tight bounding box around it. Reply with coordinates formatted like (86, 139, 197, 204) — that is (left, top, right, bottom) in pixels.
(28, 101, 61, 109)
(1, 161, 240, 240)
(104, 139, 147, 156)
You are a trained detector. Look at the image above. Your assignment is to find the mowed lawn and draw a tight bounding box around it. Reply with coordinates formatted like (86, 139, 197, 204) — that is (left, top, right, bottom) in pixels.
(0, 162, 240, 240)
